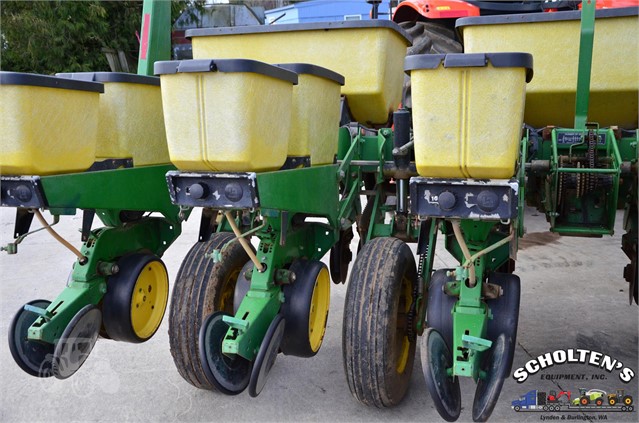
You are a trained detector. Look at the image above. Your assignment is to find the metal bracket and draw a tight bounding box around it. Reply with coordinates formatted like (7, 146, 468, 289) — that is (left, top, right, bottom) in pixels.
(23, 304, 54, 322)
(198, 209, 218, 242)
(462, 334, 492, 352)
(87, 158, 133, 172)
(280, 156, 311, 170)
(14, 208, 34, 238)
(81, 210, 95, 242)
(1, 176, 48, 208)
(222, 315, 249, 332)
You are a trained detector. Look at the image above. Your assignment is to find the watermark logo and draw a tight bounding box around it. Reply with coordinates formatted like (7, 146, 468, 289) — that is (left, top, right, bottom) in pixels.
(510, 388, 635, 414)
(512, 348, 635, 384)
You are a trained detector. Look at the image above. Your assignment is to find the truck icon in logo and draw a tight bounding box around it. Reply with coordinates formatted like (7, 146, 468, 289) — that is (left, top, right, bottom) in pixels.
(512, 388, 635, 412)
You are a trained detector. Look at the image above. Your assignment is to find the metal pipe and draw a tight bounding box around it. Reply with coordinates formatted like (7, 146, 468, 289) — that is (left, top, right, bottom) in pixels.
(397, 179, 408, 213)
(224, 211, 264, 272)
(556, 167, 619, 174)
(395, 140, 414, 155)
(451, 220, 476, 288)
(393, 109, 411, 170)
(339, 159, 387, 166)
(34, 210, 86, 263)
(336, 160, 418, 177)
(463, 231, 515, 269)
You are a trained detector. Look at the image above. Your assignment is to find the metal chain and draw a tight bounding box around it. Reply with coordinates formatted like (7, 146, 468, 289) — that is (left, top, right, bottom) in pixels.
(407, 252, 427, 342)
(587, 129, 597, 192)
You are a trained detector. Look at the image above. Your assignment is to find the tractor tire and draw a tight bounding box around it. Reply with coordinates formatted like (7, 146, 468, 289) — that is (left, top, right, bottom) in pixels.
(399, 21, 463, 108)
(580, 396, 590, 406)
(343, 237, 417, 408)
(609, 397, 617, 406)
(169, 232, 253, 391)
(595, 397, 604, 406)
(623, 395, 633, 406)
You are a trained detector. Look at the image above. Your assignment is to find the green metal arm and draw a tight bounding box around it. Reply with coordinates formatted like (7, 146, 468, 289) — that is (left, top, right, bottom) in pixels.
(41, 165, 182, 225)
(29, 217, 181, 344)
(574, 0, 596, 129)
(138, 0, 171, 76)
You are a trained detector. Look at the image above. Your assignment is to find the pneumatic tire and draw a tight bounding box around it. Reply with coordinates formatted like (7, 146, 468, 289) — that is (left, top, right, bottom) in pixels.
(342, 237, 417, 407)
(169, 232, 252, 390)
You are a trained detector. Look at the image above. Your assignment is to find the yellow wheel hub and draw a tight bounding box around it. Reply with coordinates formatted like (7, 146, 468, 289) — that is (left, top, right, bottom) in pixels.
(395, 275, 412, 374)
(130, 261, 169, 340)
(308, 267, 330, 353)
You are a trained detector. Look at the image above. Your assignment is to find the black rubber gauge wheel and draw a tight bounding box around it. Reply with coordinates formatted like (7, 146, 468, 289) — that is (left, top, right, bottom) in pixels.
(103, 253, 168, 343)
(281, 260, 331, 358)
(199, 311, 252, 395)
(421, 328, 462, 422)
(426, 269, 456, 350)
(8, 299, 54, 378)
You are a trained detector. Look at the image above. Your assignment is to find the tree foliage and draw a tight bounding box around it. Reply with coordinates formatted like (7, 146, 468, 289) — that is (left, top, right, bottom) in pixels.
(0, 1, 190, 74)
(0, 1, 304, 74)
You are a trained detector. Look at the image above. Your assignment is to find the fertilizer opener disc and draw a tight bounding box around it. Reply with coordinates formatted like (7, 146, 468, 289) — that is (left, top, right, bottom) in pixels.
(472, 333, 510, 422)
(249, 314, 285, 397)
(52, 304, 101, 379)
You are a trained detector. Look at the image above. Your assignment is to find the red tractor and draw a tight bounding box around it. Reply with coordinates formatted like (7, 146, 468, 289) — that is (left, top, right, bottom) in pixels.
(391, 0, 639, 106)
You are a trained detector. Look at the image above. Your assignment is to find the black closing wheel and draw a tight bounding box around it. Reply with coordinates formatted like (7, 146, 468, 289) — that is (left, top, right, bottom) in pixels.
(281, 260, 331, 358)
(169, 232, 253, 391)
(8, 299, 54, 378)
(343, 237, 417, 407)
(426, 269, 457, 350)
(249, 314, 285, 397)
(472, 333, 511, 422)
(421, 328, 462, 422)
(52, 304, 102, 379)
(102, 253, 169, 343)
(199, 311, 252, 395)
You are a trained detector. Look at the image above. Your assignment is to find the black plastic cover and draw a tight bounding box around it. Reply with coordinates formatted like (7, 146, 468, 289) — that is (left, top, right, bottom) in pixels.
(0, 71, 104, 93)
(154, 59, 298, 84)
(56, 72, 160, 86)
(456, 6, 637, 28)
(404, 52, 533, 83)
(166, 171, 260, 209)
(409, 178, 518, 221)
(0, 176, 48, 208)
(186, 20, 412, 45)
(275, 63, 345, 86)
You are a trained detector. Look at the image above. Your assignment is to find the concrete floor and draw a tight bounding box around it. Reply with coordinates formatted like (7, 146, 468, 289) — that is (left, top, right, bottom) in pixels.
(0, 206, 636, 422)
